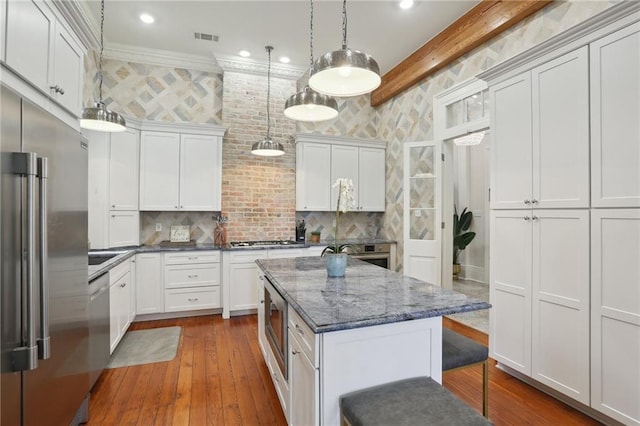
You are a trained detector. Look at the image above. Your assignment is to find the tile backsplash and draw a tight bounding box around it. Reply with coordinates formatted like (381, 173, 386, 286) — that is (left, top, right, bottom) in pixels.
(140, 211, 221, 245)
(297, 212, 384, 241)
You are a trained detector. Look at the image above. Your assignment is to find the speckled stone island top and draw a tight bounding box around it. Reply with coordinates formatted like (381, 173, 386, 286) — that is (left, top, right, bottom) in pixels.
(256, 257, 491, 333)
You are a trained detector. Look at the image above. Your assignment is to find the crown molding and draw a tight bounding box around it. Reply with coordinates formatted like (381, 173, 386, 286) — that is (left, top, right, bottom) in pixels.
(50, 0, 99, 50)
(295, 132, 386, 148)
(216, 55, 305, 80)
(120, 115, 227, 137)
(103, 43, 223, 74)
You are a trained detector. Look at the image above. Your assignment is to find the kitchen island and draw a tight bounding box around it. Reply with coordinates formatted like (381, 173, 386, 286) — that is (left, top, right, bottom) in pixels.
(256, 256, 490, 425)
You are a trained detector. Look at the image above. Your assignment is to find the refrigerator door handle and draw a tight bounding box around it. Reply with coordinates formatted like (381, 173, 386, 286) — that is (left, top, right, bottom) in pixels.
(9, 152, 39, 371)
(37, 157, 51, 360)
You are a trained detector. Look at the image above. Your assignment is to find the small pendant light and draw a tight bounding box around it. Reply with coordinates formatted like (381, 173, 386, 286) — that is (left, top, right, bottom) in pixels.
(309, 0, 381, 97)
(80, 0, 126, 132)
(252, 46, 285, 157)
(284, 0, 339, 122)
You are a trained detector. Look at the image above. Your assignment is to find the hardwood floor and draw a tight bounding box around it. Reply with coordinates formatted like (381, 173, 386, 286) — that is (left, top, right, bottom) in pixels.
(88, 315, 601, 425)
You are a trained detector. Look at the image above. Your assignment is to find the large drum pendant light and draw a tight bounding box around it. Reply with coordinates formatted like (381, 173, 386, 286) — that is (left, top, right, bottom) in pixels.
(284, 0, 339, 122)
(309, 0, 381, 97)
(252, 46, 285, 157)
(80, 0, 126, 132)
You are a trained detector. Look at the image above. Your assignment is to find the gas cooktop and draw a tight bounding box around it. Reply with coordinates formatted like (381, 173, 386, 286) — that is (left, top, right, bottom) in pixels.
(229, 240, 303, 248)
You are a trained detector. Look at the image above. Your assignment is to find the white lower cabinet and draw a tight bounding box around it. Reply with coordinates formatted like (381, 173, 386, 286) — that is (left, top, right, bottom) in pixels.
(136, 253, 163, 315)
(109, 258, 133, 354)
(164, 251, 221, 312)
(289, 308, 319, 426)
(591, 209, 640, 425)
(491, 209, 590, 403)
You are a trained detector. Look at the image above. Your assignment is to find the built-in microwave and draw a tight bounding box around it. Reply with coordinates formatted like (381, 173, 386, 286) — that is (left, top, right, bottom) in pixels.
(264, 276, 288, 380)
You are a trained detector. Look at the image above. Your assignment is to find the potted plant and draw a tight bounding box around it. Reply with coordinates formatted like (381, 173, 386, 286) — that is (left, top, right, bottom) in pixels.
(453, 206, 476, 279)
(310, 230, 321, 243)
(322, 178, 355, 277)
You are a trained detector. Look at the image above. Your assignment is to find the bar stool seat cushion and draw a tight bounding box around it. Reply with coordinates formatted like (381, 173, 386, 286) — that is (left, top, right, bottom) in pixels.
(340, 377, 491, 426)
(442, 328, 488, 371)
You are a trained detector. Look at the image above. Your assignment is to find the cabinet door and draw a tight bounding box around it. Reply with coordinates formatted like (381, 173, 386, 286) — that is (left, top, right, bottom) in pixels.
(118, 272, 132, 338)
(129, 257, 136, 322)
(5, 0, 53, 91)
(109, 283, 120, 354)
(358, 147, 385, 211)
(296, 143, 331, 211)
(490, 210, 532, 374)
(532, 47, 589, 208)
(139, 132, 180, 210)
(109, 129, 139, 210)
(531, 210, 589, 404)
(179, 134, 221, 210)
(229, 263, 260, 311)
(490, 73, 532, 209)
(257, 276, 267, 357)
(290, 333, 319, 426)
(136, 253, 164, 315)
(108, 211, 139, 248)
(331, 145, 359, 210)
(52, 24, 82, 114)
(591, 23, 640, 208)
(591, 209, 640, 424)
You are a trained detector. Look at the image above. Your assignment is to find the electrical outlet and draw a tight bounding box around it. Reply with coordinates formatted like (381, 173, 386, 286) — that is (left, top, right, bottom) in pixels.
(155, 223, 162, 232)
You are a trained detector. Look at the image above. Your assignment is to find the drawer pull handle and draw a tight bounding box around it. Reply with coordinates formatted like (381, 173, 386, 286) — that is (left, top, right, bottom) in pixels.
(295, 324, 304, 335)
(188, 257, 198, 260)
(120, 282, 126, 287)
(188, 274, 199, 278)
(188, 298, 199, 302)
(292, 350, 299, 355)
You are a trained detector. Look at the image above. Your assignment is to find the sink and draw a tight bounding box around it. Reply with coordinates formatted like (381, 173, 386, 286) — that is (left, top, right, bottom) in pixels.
(88, 254, 118, 266)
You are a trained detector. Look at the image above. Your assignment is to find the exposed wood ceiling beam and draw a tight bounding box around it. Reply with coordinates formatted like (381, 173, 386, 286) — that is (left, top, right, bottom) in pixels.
(370, 0, 554, 107)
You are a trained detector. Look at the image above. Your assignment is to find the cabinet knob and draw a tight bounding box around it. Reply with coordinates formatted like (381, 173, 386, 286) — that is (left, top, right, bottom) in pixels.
(295, 324, 304, 335)
(524, 216, 531, 221)
(531, 199, 538, 204)
(121, 282, 127, 287)
(532, 215, 538, 221)
(292, 350, 299, 355)
(524, 200, 531, 205)
(112, 205, 116, 208)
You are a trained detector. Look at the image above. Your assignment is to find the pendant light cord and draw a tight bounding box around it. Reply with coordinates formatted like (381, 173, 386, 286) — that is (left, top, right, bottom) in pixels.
(309, 0, 314, 71)
(266, 46, 273, 140)
(341, 0, 348, 50)
(98, 0, 105, 103)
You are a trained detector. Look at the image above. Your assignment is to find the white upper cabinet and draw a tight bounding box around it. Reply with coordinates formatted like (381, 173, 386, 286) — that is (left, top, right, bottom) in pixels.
(491, 47, 589, 209)
(296, 142, 332, 211)
(490, 73, 533, 209)
(4, 0, 83, 115)
(109, 128, 140, 211)
(296, 134, 386, 212)
(139, 128, 223, 211)
(590, 22, 640, 208)
(358, 147, 386, 211)
(179, 134, 222, 211)
(139, 131, 181, 210)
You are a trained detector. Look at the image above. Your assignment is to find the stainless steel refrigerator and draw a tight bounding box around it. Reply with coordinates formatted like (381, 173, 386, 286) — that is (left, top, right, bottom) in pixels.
(1, 85, 90, 425)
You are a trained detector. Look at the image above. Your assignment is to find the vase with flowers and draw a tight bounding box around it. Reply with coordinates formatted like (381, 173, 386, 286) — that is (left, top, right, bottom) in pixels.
(322, 178, 355, 277)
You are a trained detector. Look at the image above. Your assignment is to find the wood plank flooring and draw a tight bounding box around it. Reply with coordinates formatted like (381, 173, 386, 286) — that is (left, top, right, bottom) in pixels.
(88, 315, 601, 425)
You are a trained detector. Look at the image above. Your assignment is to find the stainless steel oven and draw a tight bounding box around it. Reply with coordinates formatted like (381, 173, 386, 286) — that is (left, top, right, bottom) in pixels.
(264, 276, 288, 380)
(350, 243, 392, 270)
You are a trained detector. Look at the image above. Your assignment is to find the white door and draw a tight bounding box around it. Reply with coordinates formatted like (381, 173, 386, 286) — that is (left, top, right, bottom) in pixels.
(139, 131, 180, 210)
(52, 24, 82, 114)
(109, 129, 139, 210)
(403, 141, 442, 285)
(135, 253, 163, 315)
(296, 143, 331, 211)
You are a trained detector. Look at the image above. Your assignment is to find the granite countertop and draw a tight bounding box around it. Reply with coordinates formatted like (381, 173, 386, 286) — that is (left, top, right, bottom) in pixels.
(256, 257, 490, 333)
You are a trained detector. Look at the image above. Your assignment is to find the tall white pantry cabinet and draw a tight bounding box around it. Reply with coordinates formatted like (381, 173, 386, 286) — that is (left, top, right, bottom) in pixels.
(483, 8, 640, 425)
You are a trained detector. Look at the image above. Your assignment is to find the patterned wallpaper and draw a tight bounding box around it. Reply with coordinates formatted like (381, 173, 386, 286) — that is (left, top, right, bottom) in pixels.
(377, 0, 614, 270)
(85, 0, 613, 255)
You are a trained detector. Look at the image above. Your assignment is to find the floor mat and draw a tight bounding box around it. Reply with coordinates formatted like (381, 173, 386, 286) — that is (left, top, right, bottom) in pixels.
(107, 326, 181, 369)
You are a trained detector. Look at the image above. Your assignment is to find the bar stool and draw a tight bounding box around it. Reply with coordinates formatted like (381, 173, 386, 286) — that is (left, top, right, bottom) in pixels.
(442, 327, 489, 417)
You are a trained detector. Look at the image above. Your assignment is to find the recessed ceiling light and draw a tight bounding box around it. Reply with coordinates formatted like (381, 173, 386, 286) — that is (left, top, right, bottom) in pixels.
(239, 50, 251, 58)
(280, 56, 290, 64)
(139, 13, 155, 24)
(399, 0, 414, 10)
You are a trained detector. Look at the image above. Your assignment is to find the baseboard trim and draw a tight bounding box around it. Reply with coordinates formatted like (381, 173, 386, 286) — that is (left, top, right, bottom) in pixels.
(133, 308, 221, 322)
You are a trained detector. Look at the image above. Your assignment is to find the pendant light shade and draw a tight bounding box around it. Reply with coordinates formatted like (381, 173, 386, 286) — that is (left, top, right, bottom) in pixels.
(284, 87, 339, 122)
(309, 0, 381, 97)
(454, 131, 485, 146)
(81, 0, 126, 132)
(252, 46, 285, 157)
(284, 0, 339, 122)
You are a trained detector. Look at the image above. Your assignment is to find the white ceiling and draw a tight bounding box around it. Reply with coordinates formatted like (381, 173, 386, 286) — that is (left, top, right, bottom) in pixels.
(81, 0, 479, 76)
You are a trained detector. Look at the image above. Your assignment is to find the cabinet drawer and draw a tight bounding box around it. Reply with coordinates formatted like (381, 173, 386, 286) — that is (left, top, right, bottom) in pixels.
(165, 264, 220, 288)
(288, 307, 317, 367)
(164, 251, 220, 264)
(229, 250, 268, 263)
(109, 258, 130, 284)
(164, 287, 220, 312)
